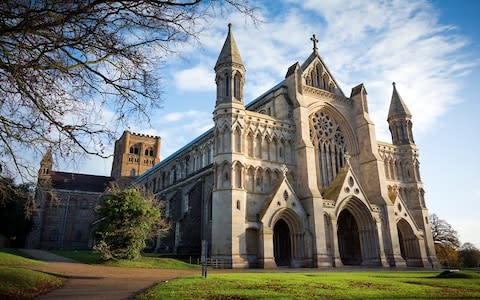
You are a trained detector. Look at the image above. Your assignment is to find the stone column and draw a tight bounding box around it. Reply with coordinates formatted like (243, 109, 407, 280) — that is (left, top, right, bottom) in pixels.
(330, 217, 343, 267)
(260, 227, 276, 268)
(374, 215, 390, 267)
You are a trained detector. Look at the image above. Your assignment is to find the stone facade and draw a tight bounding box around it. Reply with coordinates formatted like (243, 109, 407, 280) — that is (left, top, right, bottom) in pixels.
(111, 131, 161, 178)
(28, 132, 160, 250)
(29, 25, 439, 268)
(136, 25, 439, 268)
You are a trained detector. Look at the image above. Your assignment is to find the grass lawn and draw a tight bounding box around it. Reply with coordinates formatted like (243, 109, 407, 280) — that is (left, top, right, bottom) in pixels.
(0, 267, 64, 299)
(52, 250, 198, 269)
(0, 249, 64, 299)
(136, 270, 480, 299)
(0, 249, 43, 266)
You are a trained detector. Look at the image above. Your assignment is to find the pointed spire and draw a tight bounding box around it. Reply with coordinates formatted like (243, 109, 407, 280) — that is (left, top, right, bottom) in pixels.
(41, 148, 52, 164)
(214, 23, 244, 71)
(388, 82, 411, 121)
(39, 148, 53, 176)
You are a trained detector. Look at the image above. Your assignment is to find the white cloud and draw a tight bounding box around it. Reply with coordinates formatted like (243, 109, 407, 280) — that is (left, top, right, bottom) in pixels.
(149, 110, 213, 159)
(181, 0, 474, 139)
(292, 0, 474, 138)
(158, 110, 211, 124)
(174, 64, 215, 92)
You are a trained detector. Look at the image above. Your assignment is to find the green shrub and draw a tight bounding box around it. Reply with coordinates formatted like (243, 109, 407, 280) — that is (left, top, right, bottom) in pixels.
(94, 188, 168, 260)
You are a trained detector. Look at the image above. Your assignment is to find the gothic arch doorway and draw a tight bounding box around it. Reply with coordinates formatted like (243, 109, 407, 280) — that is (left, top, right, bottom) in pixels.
(337, 209, 362, 265)
(336, 197, 382, 266)
(397, 219, 423, 267)
(273, 219, 291, 266)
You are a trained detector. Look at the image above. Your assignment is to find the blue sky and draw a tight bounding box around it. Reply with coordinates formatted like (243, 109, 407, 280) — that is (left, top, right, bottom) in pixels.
(61, 0, 480, 247)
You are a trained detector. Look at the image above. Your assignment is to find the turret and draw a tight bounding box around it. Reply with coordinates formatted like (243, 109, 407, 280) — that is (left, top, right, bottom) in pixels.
(388, 82, 414, 145)
(39, 148, 53, 178)
(214, 23, 245, 106)
(211, 24, 249, 268)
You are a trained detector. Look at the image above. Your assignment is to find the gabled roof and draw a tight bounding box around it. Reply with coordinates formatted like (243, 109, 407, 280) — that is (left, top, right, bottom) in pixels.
(388, 82, 411, 120)
(50, 171, 112, 193)
(300, 51, 346, 97)
(214, 23, 244, 71)
(257, 175, 307, 227)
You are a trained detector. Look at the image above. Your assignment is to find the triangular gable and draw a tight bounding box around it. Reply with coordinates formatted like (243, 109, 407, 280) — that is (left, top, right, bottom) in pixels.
(301, 52, 345, 97)
(324, 166, 376, 215)
(259, 176, 307, 228)
(391, 191, 422, 235)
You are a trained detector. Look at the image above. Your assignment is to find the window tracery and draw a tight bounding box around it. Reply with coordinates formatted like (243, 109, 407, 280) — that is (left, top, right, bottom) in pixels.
(310, 111, 346, 189)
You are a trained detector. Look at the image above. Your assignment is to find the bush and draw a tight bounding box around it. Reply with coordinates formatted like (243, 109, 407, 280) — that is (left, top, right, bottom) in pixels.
(94, 188, 168, 260)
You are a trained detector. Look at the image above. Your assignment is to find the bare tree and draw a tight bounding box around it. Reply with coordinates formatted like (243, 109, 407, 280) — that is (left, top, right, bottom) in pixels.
(0, 0, 257, 181)
(430, 214, 461, 267)
(430, 213, 460, 249)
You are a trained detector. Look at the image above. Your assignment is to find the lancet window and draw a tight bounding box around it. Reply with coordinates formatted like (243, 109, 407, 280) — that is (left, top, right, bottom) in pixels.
(234, 73, 242, 99)
(310, 111, 346, 189)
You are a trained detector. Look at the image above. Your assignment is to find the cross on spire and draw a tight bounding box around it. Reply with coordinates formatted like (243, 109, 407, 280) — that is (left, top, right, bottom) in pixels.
(310, 34, 318, 53)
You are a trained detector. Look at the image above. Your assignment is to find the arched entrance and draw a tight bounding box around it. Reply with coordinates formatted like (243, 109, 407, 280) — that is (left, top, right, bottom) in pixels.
(336, 197, 382, 266)
(337, 210, 362, 265)
(397, 219, 423, 267)
(273, 219, 291, 266)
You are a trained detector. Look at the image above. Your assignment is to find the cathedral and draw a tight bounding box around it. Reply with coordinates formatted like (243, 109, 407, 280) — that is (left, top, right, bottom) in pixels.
(30, 24, 439, 268)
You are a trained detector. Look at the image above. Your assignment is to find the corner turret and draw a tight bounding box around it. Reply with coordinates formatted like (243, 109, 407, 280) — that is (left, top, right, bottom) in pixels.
(214, 24, 245, 106)
(388, 82, 414, 145)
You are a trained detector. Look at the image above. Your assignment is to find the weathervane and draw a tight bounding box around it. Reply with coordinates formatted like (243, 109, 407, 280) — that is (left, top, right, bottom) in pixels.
(310, 34, 318, 53)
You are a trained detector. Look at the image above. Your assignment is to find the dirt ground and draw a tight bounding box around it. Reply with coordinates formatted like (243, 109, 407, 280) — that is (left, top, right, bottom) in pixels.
(20, 249, 198, 300)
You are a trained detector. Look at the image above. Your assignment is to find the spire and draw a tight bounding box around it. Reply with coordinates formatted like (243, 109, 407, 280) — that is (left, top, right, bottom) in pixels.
(214, 23, 244, 71)
(39, 148, 53, 176)
(41, 148, 52, 165)
(388, 82, 411, 121)
(387, 82, 415, 145)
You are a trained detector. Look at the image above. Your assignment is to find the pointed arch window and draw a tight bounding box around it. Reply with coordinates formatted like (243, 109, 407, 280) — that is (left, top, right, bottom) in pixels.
(234, 163, 242, 188)
(234, 73, 241, 99)
(225, 75, 230, 97)
(310, 111, 346, 189)
(322, 75, 328, 91)
(247, 133, 254, 157)
(234, 127, 241, 152)
(255, 134, 262, 158)
(247, 168, 254, 192)
(316, 65, 322, 87)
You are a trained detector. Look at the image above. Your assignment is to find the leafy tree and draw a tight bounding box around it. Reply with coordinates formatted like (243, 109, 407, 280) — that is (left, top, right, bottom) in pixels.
(0, 0, 257, 180)
(434, 243, 462, 268)
(94, 187, 169, 260)
(430, 214, 461, 267)
(459, 243, 480, 268)
(0, 177, 34, 247)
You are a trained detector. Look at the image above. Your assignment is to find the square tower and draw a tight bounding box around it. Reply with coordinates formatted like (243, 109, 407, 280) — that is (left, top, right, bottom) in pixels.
(111, 131, 161, 179)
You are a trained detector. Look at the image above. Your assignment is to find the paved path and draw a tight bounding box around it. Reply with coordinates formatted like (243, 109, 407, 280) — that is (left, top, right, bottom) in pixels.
(19, 249, 197, 300)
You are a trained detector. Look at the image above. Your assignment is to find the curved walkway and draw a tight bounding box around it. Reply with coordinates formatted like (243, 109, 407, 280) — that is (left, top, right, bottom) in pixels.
(20, 249, 197, 300)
